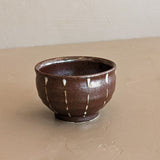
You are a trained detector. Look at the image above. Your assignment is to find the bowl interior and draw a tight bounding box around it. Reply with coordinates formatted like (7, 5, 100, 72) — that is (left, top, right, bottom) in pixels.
(38, 57, 115, 76)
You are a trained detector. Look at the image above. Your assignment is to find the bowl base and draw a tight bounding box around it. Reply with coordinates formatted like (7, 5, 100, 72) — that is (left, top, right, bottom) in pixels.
(55, 112, 99, 123)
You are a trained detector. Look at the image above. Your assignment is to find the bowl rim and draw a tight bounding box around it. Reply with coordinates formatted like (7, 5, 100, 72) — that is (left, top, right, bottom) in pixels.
(35, 56, 116, 78)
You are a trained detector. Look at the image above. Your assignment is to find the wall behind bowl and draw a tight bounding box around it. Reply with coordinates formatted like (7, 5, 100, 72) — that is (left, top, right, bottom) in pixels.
(0, 0, 160, 49)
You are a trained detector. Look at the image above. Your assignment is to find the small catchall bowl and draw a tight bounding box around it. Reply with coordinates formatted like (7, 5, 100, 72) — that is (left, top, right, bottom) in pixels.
(35, 56, 116, 122)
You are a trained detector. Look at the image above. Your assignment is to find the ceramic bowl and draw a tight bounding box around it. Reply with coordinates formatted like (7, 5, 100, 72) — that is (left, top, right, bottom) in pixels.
(35, 56, 116, 122)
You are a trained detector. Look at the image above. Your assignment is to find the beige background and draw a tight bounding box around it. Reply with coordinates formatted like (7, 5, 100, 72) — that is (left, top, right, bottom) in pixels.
(0, 38, 160, 159)
(0, 0, 160, 49)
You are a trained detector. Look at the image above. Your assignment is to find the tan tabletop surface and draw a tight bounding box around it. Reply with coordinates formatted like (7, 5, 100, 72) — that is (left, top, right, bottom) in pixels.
(0, 38, 160, 160)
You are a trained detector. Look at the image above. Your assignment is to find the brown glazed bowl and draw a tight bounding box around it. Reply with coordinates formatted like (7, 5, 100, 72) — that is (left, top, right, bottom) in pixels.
(35, 56, 116, 122)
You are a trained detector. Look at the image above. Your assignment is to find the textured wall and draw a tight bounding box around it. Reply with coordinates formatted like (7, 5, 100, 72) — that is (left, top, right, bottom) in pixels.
(0, 0, 160, 49)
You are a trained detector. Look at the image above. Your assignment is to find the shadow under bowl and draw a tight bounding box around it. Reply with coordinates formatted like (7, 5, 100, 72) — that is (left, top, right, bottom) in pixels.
(35, 56, 116, 122)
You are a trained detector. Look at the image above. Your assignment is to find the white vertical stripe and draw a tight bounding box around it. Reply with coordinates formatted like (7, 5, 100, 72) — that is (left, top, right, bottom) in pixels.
(62, 79, 67, 86)
(45, 77, 48, 85)
(87, 78, 90, 87)
(106, 73, 109, 84)
(85, 105, 88, 110)
(106, 89, 108, 98)
(68, 113, 71, 117)
(63, 79, 71, 117)
(87, 94, 90, 104)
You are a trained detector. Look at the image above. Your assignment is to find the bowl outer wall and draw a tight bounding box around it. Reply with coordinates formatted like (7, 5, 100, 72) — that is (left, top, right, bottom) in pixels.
(35, 68, 116, 117)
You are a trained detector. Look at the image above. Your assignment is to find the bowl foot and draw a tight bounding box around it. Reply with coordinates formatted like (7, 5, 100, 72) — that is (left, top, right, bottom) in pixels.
(55, 112, 99, 123)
